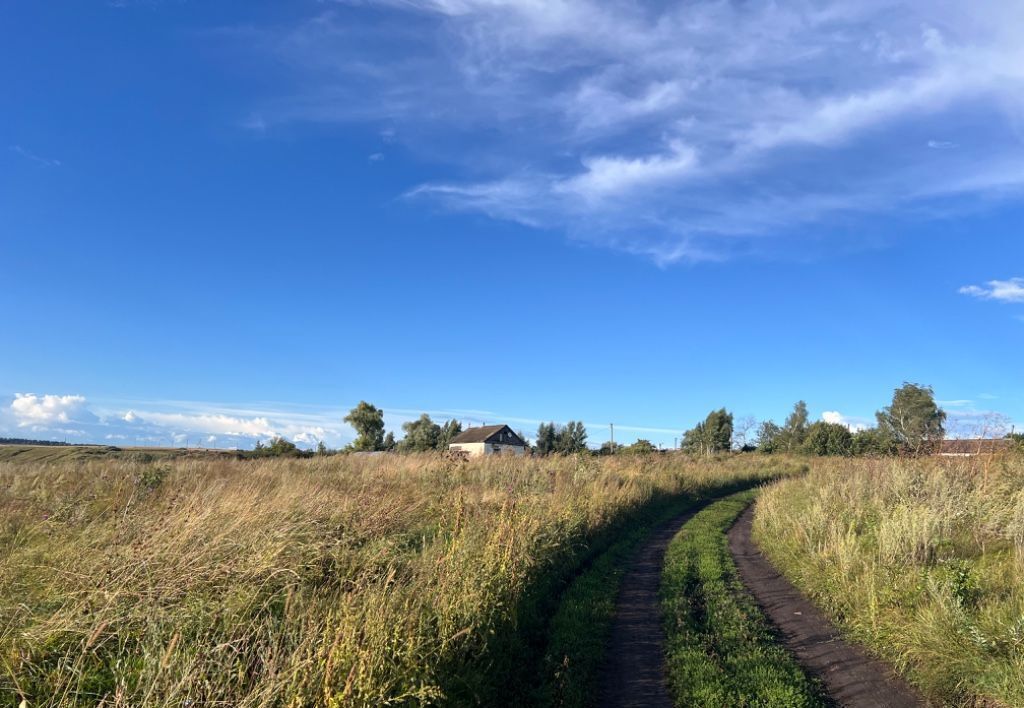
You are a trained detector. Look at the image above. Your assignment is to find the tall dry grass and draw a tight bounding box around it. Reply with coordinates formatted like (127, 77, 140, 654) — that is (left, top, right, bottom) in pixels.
(754, 454, 1024, 707)
(1, 452, 786, 706)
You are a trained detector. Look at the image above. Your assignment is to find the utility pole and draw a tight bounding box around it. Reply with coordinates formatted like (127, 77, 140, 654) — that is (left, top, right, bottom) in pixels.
(610, 423, 614, 453)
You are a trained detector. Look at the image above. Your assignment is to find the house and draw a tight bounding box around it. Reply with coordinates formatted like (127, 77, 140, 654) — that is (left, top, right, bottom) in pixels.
(937, 438, 1014, 457)
(449, 425, 527, 457)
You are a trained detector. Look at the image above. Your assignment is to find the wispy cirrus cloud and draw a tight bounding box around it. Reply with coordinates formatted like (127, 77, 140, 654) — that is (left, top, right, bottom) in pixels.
(10, 145, 61, 168)
(222, 0, 1024, 263)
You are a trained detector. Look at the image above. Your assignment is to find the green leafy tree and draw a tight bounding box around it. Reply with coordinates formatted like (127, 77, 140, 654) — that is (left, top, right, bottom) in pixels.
(252, 436, 301, 458)
(516, 430, 530, 452)
(777, 401, 809, 452)
(625, 439, 657, 455)
(268, 436, 298, 456)
(557, 421, 588, 454)
(535, 422, 558, 455)
(803, 421, 853, 456)
(756, 420, 782, 453)
(1006, 432, 1024, 452)
(876, 383, 946, 455)
(316, 440, 328, 456)
(598, 441, 621, 456)
(382, 431, 396, 451)
(683, 409, 733, 455)
(399, 414, 442, 452)
(344, 401, 386, 451)
(437, 420, 464, 449)
(851, 427, 895, 456)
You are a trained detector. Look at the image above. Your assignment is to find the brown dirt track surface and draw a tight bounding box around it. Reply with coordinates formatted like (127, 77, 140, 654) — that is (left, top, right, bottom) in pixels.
(597, 506, 701, 708)
(728, 505, 925, 708)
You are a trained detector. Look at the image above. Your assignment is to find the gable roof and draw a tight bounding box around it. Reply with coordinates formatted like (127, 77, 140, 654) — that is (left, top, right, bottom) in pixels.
(451, 424, 526, 446)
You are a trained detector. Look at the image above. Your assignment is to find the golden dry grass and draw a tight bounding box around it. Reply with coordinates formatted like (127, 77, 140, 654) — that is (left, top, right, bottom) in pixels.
(1, 452, 785, 707)
(754, 454, 1024, 707)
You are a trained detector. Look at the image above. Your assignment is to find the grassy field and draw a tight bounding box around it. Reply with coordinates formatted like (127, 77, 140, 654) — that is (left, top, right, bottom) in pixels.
(661, 490, 824, 707)
(1, 451, 791, 707)
(0, 444, 239, 465)
(755, 454, 1024, 707)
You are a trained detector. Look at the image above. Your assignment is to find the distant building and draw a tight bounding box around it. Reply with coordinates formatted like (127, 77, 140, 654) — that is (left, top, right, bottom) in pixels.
(449, 425, 527, 457)
(937, 438, 1013, 457)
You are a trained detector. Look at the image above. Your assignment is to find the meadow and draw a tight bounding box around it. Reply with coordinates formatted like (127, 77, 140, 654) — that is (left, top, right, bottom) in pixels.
(1, 451, 790, 707)
(755, 454, 1024, 707)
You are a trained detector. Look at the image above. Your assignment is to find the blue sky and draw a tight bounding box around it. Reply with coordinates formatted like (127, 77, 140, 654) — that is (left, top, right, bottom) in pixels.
(2, 0, 1022, 449)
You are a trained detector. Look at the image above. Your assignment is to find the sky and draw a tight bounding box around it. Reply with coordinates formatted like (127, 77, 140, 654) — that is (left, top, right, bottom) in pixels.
(2, 0, 1022, 449)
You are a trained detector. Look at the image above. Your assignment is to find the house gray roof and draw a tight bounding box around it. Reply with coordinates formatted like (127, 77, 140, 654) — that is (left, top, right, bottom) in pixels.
(450, 425, 526, 446)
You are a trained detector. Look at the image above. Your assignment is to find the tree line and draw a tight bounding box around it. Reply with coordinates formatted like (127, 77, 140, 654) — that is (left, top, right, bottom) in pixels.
(255, 382, 1007, 458)
(681, 382, 950, 457)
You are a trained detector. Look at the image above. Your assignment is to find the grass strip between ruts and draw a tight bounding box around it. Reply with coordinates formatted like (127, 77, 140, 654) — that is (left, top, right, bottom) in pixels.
(536, 477, 766, 707)
(660, 489, 826, 707)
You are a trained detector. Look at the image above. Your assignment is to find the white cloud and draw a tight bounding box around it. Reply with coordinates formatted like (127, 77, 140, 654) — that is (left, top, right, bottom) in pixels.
(821, 410, 868, 432)
(126, 411, 278, 437)
(959, 277, 1024, 303)
(230, 1, 1024, 263)
(555, 141, 698, 202)
(10, 393, 87, 427)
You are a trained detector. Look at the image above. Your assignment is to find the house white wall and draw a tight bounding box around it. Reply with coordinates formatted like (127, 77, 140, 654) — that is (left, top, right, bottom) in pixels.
(449, 442, 526, 457)
(449, 442, 486, 456)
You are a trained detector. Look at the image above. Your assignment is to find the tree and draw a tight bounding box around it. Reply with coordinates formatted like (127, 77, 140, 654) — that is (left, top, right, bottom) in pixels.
(851, 427, 895, 456)
(876, 383, 946, 455)
(382, 431, 396, 451)
(1006, 432, 1024, 452)
(437, 420, 463, 449)
(777, 401, 809, 452)
(756, 420, 782, 453)
(516, 430, 530, 452)
(344, 401, 386, 451)
(252, 436, 301, 458)
(268, 436, 298, 456)
(316, 440, 328, 456)
(399, 414, 442, 452)
(625, 439, 657, 455)
(557, 421, 588, 454)
(803, 421, 853, 456)
(535, 422, 558, 455)
(682, 409, 733, 455)
(598, 441, 621, 456)
(732, 415, 758, 450)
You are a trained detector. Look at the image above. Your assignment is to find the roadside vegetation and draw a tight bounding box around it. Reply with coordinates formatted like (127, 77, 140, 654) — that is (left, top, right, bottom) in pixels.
(755, 454, 1024, 706)
(2, 452, 786, 707)
(661, 490, 825, 707)
(537, 460, 800, 708)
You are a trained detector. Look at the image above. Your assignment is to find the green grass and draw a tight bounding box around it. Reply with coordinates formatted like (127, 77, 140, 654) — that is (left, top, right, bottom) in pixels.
(536, 476, 779, 708)
(660, 490, 825, 708)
